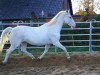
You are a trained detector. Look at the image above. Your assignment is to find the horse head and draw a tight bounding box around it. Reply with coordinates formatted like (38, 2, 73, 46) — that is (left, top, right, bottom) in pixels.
(64, 10, 76, 29)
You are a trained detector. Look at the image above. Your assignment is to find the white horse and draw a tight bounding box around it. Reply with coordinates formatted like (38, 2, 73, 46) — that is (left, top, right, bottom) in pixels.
(0, 10, 76, 64)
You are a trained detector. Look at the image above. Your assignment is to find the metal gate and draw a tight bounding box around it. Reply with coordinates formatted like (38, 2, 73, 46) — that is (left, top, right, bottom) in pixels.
(0, 21, 100, 53)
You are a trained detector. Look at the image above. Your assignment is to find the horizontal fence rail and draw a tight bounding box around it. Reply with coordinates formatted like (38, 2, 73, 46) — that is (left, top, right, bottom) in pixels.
(0, 21, 100, 53)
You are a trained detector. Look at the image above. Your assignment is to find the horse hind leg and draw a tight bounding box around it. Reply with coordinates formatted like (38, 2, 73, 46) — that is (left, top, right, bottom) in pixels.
(21, 43, 35, 59)
(2, 39, 22, 64)
(2, 45, 16, 64)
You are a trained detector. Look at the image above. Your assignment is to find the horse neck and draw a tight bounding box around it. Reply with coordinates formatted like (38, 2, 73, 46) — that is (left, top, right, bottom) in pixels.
(52, 15, 64, 32)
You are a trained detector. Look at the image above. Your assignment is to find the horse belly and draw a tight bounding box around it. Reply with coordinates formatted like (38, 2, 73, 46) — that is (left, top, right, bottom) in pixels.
(24, 30, 52, 45)
(26, 36, 51, 45)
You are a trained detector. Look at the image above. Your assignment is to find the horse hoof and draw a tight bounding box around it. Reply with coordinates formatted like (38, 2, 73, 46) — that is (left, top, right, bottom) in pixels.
(32, 57, 35, 60)
(37, 57, 42, 60)
(67, 58, 71, 63)
(0, 62, 6, 66)
(36, 57, 43, 61)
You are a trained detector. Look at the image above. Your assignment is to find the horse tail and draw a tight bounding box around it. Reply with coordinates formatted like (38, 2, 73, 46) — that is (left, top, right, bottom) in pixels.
(0, 27, 12, 53)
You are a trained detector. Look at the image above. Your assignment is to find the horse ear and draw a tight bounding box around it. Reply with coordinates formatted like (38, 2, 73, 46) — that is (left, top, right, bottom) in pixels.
(66, 9, 70, 13)
(66, 10, 68, 13)
(68, 9, 70, 13)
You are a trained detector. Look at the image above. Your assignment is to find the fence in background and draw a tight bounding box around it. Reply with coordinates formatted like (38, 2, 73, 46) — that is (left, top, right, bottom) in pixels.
(0, 21, 100, 53)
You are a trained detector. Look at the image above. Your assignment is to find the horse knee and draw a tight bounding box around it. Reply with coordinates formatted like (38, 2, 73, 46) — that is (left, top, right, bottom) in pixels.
(6, 46, 16, 54)
(21, 50, 26, 53)
(6, 49, 13, 55)
(6, 49, 9, 53)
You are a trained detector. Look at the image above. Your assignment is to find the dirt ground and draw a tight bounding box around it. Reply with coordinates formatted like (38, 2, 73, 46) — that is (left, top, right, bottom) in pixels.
(0, 52, 100, 75)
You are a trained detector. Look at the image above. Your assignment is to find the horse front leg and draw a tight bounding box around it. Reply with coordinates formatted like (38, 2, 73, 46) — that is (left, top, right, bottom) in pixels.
(53, 41, 71, 61)
(38, 44, 50, 59)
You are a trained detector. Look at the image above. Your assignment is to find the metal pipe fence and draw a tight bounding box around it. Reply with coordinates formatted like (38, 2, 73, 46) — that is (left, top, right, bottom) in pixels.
(0, 21, 100, 53)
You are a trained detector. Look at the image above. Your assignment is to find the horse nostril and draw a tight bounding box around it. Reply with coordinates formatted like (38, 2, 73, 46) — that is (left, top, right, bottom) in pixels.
(71, 26, 75, 29)
(74, 26, 76, 28)
(73, 25, 76, 28)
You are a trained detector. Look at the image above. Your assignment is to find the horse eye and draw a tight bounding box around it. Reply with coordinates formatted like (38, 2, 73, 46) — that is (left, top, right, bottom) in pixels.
(69, 17, 72, 19)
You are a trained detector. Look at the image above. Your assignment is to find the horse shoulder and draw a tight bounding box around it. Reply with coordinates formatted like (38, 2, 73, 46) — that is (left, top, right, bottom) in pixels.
(48, 30, 60, 42)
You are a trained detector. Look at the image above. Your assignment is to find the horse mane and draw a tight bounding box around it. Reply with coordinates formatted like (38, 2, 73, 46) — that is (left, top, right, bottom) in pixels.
(48, 11, 66, 24)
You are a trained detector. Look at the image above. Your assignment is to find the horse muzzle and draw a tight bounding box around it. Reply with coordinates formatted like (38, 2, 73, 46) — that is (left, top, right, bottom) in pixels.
(71, 25, 76, 29)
